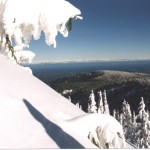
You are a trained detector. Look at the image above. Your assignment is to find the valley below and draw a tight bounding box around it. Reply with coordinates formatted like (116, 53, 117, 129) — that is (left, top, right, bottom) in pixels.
(49, 70, 150, 115)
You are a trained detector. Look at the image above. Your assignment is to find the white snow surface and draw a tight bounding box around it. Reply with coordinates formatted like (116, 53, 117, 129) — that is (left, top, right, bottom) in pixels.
(62, 113, 126, 148)
(0, 54, 135, 148)
(0, 54, 96, 148)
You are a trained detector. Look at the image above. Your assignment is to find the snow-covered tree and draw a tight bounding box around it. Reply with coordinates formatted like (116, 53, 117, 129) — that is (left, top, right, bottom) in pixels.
(121, 100, 133, 142)
(136, 97, 150, 148)
(68, 96, 71, 102)
(130, 111, 138, 147)
(79, 104, 82, 110)
(113, 109, 116, 118)
(113, 109, 121, 122)
(113, 109, 121, 121)
(76, 101, 80, 108)
(103, 90, 110, 115)
(88, 90, 97, 113)
(97, 91, 104, 113)
(0, 0, 82, 64)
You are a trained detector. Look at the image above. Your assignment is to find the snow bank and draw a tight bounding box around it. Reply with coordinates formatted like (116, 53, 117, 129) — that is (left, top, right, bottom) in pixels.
(62, 113, 125, 148)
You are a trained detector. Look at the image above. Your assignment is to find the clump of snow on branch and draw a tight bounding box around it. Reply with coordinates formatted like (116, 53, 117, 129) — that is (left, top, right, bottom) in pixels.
(0, 0, 82, 64)
(15, 50, 35, 64)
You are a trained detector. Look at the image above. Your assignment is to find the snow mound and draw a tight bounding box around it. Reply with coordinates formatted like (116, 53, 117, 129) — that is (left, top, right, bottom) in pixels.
(62, 113, 125, 148)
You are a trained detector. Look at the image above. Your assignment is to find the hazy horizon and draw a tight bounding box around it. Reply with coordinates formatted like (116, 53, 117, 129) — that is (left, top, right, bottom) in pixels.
(31, 57, 150, 64)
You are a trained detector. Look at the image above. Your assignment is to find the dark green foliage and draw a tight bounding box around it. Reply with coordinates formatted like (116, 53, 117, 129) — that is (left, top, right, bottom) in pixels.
(66, 18, 72, 31)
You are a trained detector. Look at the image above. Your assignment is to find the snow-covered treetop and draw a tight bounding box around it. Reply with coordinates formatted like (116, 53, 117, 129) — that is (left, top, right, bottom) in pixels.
(88, 90, 97, 113)
(0, 0, 82, 64)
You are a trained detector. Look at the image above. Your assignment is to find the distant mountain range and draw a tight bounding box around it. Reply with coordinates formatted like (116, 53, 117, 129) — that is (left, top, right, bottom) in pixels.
(31, 58, 150, 64)
(49, 70, 150, 115)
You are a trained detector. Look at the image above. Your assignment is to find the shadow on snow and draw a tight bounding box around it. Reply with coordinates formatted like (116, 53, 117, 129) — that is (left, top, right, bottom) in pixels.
(23, 99, 85, 149)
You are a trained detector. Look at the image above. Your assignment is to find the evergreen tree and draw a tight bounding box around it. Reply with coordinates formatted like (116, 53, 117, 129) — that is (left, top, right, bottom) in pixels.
(97, 91, 104, 113)
(68, 96, 71, 102)
(76, 102, 80, 108)
(88, 90, 97, 113)
(113, 109, 116, 118)
(136, 97, 150, 148)
(119, 113, 123, 126)
(113, 109, 120, 122)
(116, 110, 121, 122)
(103, 90, 110, 114)
(131, 111, 138, 147)
(121, 100, 133, 142)
(79, 104, 82, 110)
(75, 101, 82, 110)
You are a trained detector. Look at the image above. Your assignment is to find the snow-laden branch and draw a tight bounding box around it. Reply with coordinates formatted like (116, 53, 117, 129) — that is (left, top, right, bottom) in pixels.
(0, 0, 82, 64)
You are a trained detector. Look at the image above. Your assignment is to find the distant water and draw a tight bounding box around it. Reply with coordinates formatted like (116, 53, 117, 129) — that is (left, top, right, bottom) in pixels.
(25, 60, 150, 83)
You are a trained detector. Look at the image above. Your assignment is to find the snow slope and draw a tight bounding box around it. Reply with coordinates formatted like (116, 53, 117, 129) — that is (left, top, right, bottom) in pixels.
(0, 54, 97, 148)
(0, 54, 136, 148)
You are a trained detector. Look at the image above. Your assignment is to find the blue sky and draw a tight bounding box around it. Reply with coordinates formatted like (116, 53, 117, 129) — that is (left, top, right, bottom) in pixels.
(30, 0, 150, 62)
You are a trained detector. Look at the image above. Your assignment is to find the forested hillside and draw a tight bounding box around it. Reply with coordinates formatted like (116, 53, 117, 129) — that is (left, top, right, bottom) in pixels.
(49, 70, 150, 114)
